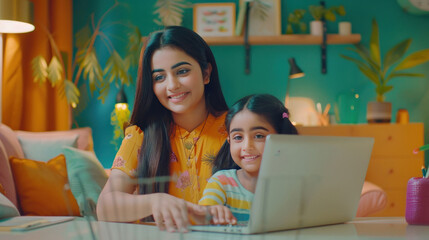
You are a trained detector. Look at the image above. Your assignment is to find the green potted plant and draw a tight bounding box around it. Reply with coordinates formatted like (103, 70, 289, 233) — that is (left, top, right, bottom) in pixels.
(340, 18, 429, 123)
(31, 2, 142, 109)
(286, 9, 306, 34)
(308, 4, 345, 35)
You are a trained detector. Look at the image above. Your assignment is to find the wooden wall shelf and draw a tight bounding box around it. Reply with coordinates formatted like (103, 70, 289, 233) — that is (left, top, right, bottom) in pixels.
(203, 34, 361, 46)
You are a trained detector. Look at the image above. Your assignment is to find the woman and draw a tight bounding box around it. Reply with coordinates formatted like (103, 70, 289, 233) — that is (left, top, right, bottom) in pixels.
(97, 26, 228, 232)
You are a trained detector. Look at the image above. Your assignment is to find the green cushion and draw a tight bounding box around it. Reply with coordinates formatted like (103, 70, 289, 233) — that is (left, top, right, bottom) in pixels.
(17, 134, 78, 162)
(0, 192, 20, 218)
(62, 146, 108, 217)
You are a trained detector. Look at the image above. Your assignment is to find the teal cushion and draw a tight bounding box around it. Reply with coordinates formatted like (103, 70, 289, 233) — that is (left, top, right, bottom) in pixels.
(62, 146, 108, 217)
(0, 192, 20, 218)
(18, 134, 78, 162)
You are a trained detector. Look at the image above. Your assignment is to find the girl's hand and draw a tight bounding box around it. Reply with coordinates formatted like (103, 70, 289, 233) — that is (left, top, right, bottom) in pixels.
(207, 205, 237, 225)
(150, 193, 193, 232)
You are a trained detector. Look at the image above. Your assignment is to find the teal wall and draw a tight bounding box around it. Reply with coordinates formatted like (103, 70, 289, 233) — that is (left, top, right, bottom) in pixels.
(73, 0, 429, 168)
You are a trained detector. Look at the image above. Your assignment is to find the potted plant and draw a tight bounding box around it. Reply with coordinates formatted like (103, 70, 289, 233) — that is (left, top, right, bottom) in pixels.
(31, 2, 142, 109)
(286, 9, 306, 34)
(308, 4, 345, 35)
(340, 18, 429, 123)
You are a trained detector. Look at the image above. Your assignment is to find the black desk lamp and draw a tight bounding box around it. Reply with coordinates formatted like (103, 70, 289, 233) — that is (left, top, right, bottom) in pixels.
(285, 58, 305, 107)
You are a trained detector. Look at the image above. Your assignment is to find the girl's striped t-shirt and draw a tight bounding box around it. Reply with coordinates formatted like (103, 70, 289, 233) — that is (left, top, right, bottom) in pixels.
(199, 169, 254, 222)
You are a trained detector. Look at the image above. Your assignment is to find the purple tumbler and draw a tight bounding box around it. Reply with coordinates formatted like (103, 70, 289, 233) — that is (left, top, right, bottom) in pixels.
(406, 177, 429, 225)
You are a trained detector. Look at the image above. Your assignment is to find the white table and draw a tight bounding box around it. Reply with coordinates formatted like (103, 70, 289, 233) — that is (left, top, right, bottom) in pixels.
(1, 217, 429, 240)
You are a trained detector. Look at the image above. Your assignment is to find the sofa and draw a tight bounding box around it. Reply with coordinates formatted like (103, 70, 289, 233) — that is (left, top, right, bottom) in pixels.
(0, 123, 387, 218)
(0, 123, 108, 217)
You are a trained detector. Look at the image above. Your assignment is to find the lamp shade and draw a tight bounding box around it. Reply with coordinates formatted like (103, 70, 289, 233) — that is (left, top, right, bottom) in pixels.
(0, 0, 35, 33)
(116, 87, 127, 104)
(288, 58, 305, 79)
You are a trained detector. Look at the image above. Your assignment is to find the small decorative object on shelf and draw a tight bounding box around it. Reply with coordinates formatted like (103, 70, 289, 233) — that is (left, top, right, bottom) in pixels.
(193, 3, 236, 37)
(338, 21, 351, 35)
(396, 109, 409, 124)
(308, 3, 345, 36)
(335, 90, 360, 124)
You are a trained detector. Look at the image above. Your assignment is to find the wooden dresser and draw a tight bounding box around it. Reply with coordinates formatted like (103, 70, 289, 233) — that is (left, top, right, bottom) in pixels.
(296, 123, 424, 217)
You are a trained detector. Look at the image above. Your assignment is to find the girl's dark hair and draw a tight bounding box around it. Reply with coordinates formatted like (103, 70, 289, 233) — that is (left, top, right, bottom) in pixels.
(213, 94, 298, 173)
(130, 26, 228, 194)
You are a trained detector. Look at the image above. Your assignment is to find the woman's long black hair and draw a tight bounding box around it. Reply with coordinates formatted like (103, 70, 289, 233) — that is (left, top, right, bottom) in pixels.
(212, 94, 298, 173)
(130, 26, 228, 194)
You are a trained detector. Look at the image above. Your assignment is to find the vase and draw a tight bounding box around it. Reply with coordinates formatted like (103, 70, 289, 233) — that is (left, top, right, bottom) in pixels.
(310, 21, 323, 36)
(406, 177, 429, 225)
(336, 91, 360, 124)
(366, 101, 392, 123)
(338, 21, 351, 35)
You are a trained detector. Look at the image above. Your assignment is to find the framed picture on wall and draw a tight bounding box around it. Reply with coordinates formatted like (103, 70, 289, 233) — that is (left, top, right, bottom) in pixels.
(241, 0, 281, 36)
(193, 3, 236, 37)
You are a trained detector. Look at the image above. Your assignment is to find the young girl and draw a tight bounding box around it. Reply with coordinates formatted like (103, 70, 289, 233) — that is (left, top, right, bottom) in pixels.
(199, 94, 298, 224)
(97, 26, 229, 232)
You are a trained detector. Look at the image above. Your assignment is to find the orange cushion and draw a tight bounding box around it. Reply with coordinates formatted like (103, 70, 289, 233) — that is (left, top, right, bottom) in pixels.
(0, 183, 5, 196)
(9, 154, 80, 216)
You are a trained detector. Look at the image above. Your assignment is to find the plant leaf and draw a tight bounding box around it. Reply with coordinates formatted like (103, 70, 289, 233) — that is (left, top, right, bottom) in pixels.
(376, 84, 393, 96)
(394, 49, 429, 71)
(31, 55, 48, 84)
(126, 26, 142, 68)
(72, 84, 88, 115)
(104, 50, 131, 87)
(294, 9, 306, 19)
(75, 25, 91, 49)
(383, 39, 411, 73)
(286, 23, 293, 34)
(349, 45, 381, 72)
(299, 22, 307, 32)
(64, 79, 80, 107)
(309, 5, 323, 20)
(369, 19, 381, 67)
(75, 48, 87, 65)
(97, 80, 110, 104)
(81, 50, 103, 94)
(47, 56, 63, 87)
(385, 72, 425, 82)
(324, 10, 336, 22)
(340, 55, 379, 85)
(288, 12, 298, 23)
(335, 5, 346, 16)
(153, 0, 191, 26)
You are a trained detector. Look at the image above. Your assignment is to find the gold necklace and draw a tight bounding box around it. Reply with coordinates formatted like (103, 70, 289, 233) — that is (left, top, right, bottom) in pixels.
(178, 114, 209, 167)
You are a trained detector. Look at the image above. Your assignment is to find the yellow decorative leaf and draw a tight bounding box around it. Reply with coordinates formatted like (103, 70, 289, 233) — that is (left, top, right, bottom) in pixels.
(104, 51, 131, 86)
(75, 25, 91, 49)
(82, 50, 103, 94)
(64, 80, 80, 107)
(154, 0, 190, 26)
(48, 56, 63, 87)
(31, 56, 48, 84)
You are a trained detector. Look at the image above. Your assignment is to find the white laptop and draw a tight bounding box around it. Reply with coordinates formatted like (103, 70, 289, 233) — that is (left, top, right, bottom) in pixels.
(189, 134, 374, 234)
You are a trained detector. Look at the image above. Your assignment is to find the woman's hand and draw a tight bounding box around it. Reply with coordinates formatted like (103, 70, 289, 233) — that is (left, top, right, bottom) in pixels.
(150, 193, 208, 232)
(207, 205, 237, 225)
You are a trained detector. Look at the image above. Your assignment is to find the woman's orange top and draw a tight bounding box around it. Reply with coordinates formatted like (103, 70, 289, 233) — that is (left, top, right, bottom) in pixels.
(111, 113, 227, 203)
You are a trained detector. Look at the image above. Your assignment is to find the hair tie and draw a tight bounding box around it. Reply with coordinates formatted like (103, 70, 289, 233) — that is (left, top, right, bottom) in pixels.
(282, 112, 288, 119)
